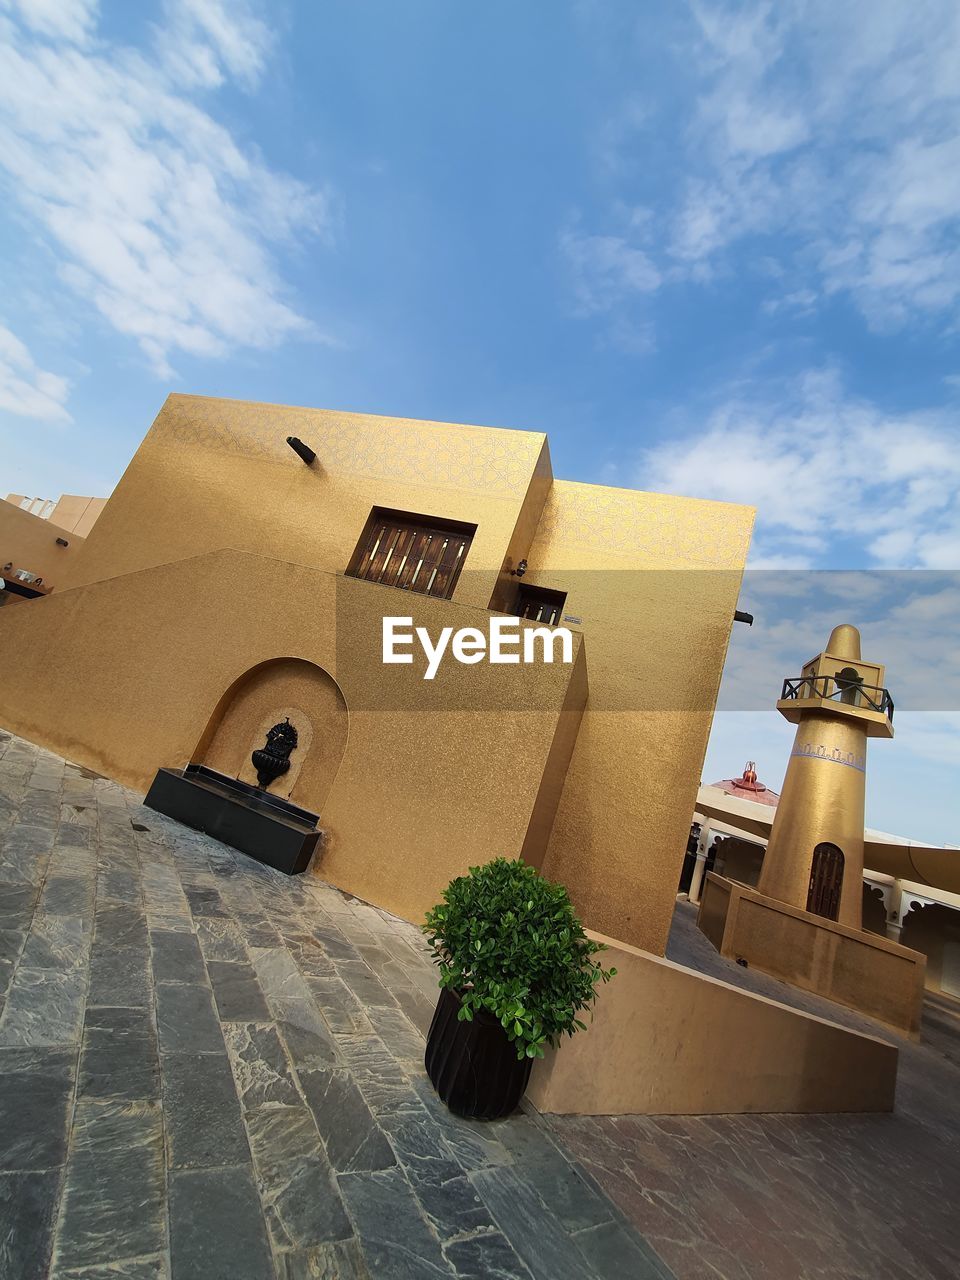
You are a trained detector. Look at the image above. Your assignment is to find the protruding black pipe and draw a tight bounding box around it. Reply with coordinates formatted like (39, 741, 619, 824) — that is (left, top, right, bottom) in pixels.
(734, 609, 754, 626)
(286, 436, 316, 466)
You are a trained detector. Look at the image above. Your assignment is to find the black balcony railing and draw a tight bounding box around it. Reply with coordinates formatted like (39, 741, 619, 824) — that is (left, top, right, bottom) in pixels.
(780, 675, 894, 722)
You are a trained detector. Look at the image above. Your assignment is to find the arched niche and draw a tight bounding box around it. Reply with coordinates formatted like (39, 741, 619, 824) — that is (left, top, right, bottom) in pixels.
(194, 658, 348, 814)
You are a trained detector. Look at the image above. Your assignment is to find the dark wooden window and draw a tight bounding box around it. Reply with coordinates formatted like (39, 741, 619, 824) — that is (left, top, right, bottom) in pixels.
(346, 510, 474, 600)
(806, 843, 844, 920)
(513, 585, 567, 627)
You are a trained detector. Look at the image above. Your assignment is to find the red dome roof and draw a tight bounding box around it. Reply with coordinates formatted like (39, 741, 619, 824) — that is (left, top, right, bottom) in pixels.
(707, 761, 780, 808)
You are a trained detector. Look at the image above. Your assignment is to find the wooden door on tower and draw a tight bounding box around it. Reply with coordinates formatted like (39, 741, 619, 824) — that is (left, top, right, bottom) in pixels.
(807, 843, 844, 920)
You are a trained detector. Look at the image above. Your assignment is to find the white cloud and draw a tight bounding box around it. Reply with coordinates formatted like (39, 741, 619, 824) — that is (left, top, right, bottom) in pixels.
(559, 227, 661, 316)
(0, 2, 332, 379)
(0, 324, 71, 422)
(668, 0, 960, 329)
(156, 0, 272, 90)
(576, 1, 960, 333)
(0, 0, 98, 44)
(637, 368, 960, 569)
(717, 572, 960, 717)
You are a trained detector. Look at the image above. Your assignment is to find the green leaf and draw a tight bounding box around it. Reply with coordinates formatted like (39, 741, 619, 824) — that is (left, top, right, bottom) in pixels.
(422, 857, 616, 1059)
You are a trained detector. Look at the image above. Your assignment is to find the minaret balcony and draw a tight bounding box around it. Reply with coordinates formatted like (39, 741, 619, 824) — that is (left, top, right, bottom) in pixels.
(777, 675, 894, 738)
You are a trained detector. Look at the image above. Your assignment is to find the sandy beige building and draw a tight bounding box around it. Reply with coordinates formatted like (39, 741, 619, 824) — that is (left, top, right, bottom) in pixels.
(2, 394, 922, 1114)
(0, 492, 105, 603)
(0, 393, 756, 954)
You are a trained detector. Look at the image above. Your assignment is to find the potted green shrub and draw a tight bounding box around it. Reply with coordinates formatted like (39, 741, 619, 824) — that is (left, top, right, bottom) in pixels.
(422, 857, 616, 1119)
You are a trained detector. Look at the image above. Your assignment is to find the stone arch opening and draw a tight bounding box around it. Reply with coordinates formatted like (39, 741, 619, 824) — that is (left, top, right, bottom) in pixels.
(194, 657, 348, 814)
(836, 666, 864, 706)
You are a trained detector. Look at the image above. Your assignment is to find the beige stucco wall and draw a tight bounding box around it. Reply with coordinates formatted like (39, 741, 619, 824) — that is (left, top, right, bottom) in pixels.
(529, 481, 754, 953)
(0, 394, 754, 950)
(699, 874, 926, 1037)
(0, 499, 83, 593)
(200, 657, 347, 806)
(0, 548, 584, 926)
(50, 495, 107, 539)
(527, 930, 899, 1115)
(64, 396, 548, 615)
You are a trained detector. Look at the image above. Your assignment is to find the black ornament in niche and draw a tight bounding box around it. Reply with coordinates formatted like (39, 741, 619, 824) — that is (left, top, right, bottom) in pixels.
(252, 718, 298, 789)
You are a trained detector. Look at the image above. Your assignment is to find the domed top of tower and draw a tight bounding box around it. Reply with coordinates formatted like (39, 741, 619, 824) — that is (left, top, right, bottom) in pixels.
(827, 623, 861, 660)
(707, 762, 780, 807)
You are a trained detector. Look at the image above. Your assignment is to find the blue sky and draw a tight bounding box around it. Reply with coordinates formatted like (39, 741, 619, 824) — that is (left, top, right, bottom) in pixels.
(1, 1, 959, 844)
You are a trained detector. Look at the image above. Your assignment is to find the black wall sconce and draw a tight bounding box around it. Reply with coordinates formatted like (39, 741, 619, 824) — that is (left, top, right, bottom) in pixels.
(56, 537, 69, 547)
(286, 436, 316, 466)
(510, 559, 528, 578)
(734, 609, 754, 626)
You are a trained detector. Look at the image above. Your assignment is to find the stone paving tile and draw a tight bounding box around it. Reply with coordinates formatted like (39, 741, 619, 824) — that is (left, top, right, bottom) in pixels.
(162, 1051, 251, 1168)
(0, 1046, 75, 1170)
(88, 944, 152, 1008)
(0, 729, 765, 1279)
(338, 1166, 455, 1278)
(78, 1006, 160, 1103)
(299, 1066, 398, 1172)
(273, 1240, 370, 1279)
(52, 1099, 166, 1271)
(260, 1152, 354, 1251)
(156, 980, 225, 1053)
(19, 913, 88, 971)
(196, 915, 250, 961)
(542, 904, 960, 1280)
(0, 964, 86, 1045)
(208, 959, 272, 1021)
(470, 1165, 599, 1280)
(0, 1168, 62, 1280)
(224, 1021, 302, 1109)
(272, 997, 340, 1068)
(169, 1166, 274, 1280)
(150, 927, 208, 984)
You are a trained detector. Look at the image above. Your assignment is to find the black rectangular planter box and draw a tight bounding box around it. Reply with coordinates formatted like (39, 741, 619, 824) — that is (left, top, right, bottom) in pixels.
(144, 764, 322, 875)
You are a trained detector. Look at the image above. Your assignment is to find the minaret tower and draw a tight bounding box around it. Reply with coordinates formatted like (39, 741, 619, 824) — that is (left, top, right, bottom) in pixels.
(757, 623, 894, 930)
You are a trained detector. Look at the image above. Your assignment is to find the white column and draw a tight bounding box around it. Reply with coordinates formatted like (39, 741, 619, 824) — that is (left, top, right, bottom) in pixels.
(688, 822, 713, 905)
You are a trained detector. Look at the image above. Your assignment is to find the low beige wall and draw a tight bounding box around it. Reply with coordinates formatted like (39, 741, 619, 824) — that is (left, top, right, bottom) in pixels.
(0, 548, 585, 930)
(699, 875, 926, 1038)
(0, 500, 83, 592)
(526, 930, 898, 1116)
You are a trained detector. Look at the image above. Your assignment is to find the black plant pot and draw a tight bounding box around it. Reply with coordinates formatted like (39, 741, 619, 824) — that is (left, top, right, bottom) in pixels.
(424, 987, 532, 1120)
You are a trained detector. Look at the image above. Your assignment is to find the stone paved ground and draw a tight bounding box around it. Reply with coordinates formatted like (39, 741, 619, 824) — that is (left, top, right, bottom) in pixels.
(0, 731, 671, 1280)
(549, 903, 960, 1280)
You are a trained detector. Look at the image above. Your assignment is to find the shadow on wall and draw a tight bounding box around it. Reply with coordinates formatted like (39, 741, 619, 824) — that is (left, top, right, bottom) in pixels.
(901, 902, 960, 998)
(193, 657, 348, 814)
(862, 883, 888, 937)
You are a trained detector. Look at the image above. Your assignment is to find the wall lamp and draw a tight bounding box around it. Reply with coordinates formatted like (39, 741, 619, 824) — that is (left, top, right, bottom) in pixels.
(510, 559, 528, 578)
(56, 537, 69, 547)
(286, 436, 316, 466)
(734, 610, 754, 626)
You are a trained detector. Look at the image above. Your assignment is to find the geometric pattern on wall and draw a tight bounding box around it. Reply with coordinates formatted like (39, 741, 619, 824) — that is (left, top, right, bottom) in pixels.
(535, 486, 754, 566)
(157, 395, 543, 496)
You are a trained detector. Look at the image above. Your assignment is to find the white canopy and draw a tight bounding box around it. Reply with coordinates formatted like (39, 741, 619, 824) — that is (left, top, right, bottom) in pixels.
(694, 785, 960, 896)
